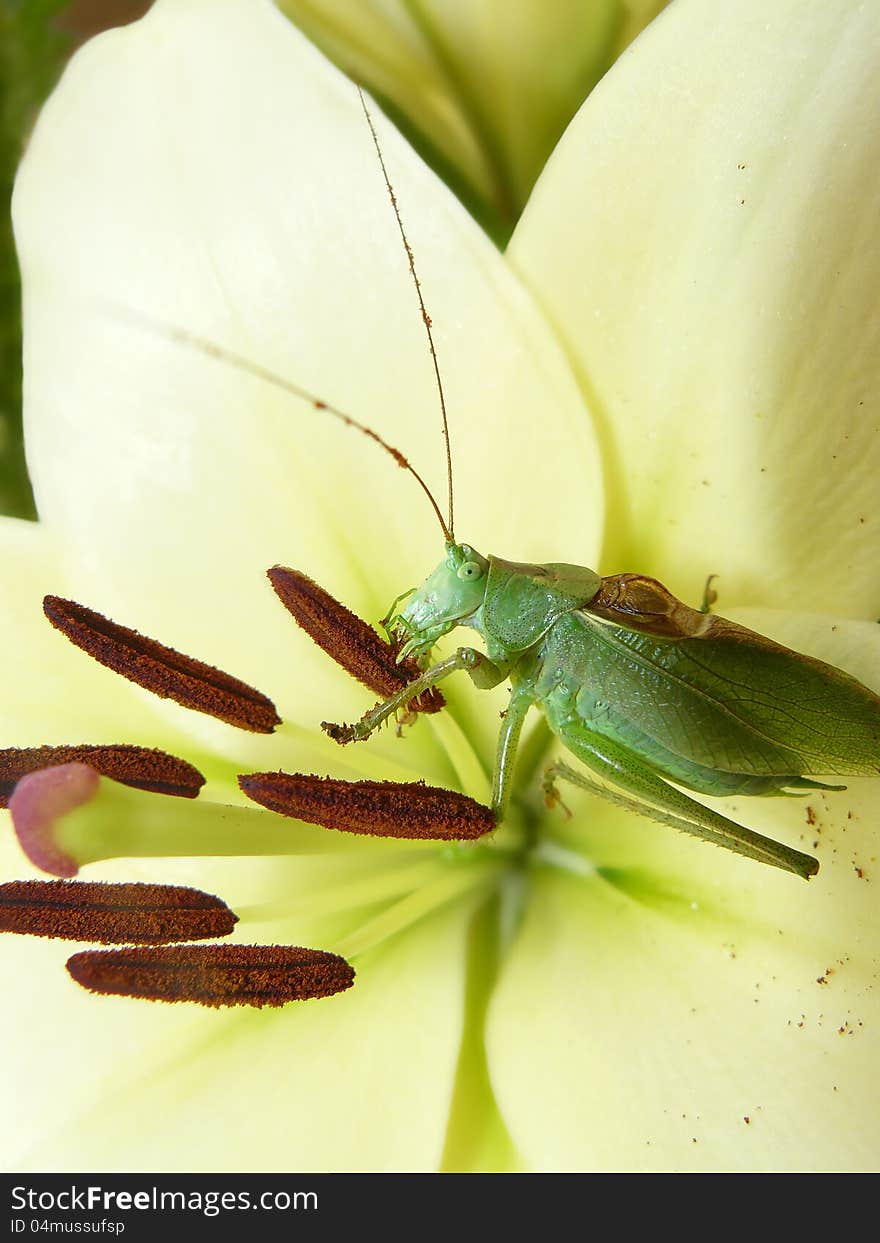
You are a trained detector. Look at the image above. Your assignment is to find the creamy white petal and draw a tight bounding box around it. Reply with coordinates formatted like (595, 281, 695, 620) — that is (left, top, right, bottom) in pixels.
(2, 845, 474, 1172)
(14, 0, 601, 752)
(510, 0, 880, 617)
(487, 848, 880, 1171)
(0, 516, 191, 750)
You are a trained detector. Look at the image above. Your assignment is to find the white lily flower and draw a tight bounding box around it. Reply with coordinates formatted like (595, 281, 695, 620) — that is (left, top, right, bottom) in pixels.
(1, 0, 878, 1173)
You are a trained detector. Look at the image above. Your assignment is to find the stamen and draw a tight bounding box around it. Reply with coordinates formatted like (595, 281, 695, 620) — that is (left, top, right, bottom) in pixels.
(0, 744, 204, 807)
(267, 567, 444, 713)
(66, 944, 355, 1007)
(0, 880, 237, 943)
(238, 772, 495, 841)
(43, 596, 280, 733)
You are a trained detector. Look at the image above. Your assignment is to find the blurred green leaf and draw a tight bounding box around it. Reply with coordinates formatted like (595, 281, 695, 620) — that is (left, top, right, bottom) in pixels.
(1, 0, 72, 519)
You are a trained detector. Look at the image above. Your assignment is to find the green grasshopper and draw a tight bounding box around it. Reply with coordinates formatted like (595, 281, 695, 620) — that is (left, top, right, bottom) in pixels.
(320, 540, 880, 880)
(158, 92, 880, 884)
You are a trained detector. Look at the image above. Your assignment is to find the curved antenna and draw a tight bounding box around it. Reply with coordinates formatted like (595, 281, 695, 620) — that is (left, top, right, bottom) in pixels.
(357, 88, 456, 542)
(110, 306, 453, 542)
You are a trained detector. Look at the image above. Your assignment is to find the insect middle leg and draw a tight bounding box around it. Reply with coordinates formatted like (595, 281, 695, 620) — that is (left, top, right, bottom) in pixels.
(491, 685, 535, 820)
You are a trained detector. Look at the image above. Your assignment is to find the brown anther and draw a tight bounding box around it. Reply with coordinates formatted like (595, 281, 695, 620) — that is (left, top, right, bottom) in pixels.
(267, 568, 444, 714)
(238, 772, 495, 841)
(0, 744, 205, 808)
(66, 943, 355, 1007)
(43, 596, 280, 733)
(0, 880, 237, 944)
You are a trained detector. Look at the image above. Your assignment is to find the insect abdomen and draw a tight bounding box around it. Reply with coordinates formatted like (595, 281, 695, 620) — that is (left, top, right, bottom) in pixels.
(533, 612, 845, 793)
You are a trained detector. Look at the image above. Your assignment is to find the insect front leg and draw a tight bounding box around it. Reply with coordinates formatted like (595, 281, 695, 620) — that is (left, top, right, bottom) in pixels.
(323, 647, 508, 744)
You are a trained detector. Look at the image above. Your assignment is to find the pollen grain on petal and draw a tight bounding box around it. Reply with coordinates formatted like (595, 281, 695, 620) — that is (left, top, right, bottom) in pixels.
(267, 567, 444, 714)
(238, 771, 495, 841)
(0, 744, 205, 808)
(66, 943, 355, 1007)
(43, 595, 281, 733)
(0, 880, 237, 943)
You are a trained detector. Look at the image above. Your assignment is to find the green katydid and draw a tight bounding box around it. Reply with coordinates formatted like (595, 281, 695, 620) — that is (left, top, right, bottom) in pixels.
(130, 91, 880, 884)
(318, 542, 880, 881)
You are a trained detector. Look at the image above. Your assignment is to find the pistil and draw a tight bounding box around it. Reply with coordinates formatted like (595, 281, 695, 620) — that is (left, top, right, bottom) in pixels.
(9, 763, 398, 877)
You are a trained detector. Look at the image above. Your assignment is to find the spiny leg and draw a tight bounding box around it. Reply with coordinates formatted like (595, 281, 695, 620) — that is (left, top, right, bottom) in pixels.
(548, 722, 818, 880)
(323, 647, 507, 744)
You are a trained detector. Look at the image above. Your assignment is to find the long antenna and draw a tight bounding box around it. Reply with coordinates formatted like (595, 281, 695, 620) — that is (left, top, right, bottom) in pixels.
(357, 87, 456, 542)
(111, 306, 453, 542)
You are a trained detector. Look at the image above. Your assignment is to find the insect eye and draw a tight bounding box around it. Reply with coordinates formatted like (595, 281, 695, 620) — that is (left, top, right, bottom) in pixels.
(457, 561, 482, 581)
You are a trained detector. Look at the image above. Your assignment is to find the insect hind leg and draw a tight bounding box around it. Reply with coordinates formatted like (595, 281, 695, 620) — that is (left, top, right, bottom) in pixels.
(548, 721, 819, 880)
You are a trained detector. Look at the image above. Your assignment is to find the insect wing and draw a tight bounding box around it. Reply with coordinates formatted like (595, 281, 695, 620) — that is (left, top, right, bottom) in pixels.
(581, 575, 880, 779)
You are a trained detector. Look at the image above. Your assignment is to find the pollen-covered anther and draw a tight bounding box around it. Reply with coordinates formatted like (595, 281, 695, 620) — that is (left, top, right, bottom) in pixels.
(0, 744, 205, 807)
(43, 595, 281, 733)
(267, 567, 444, 714)
(66, 944, 355, 1007)
(238, 772, 495, 841)
(0, 880, 237, 943)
